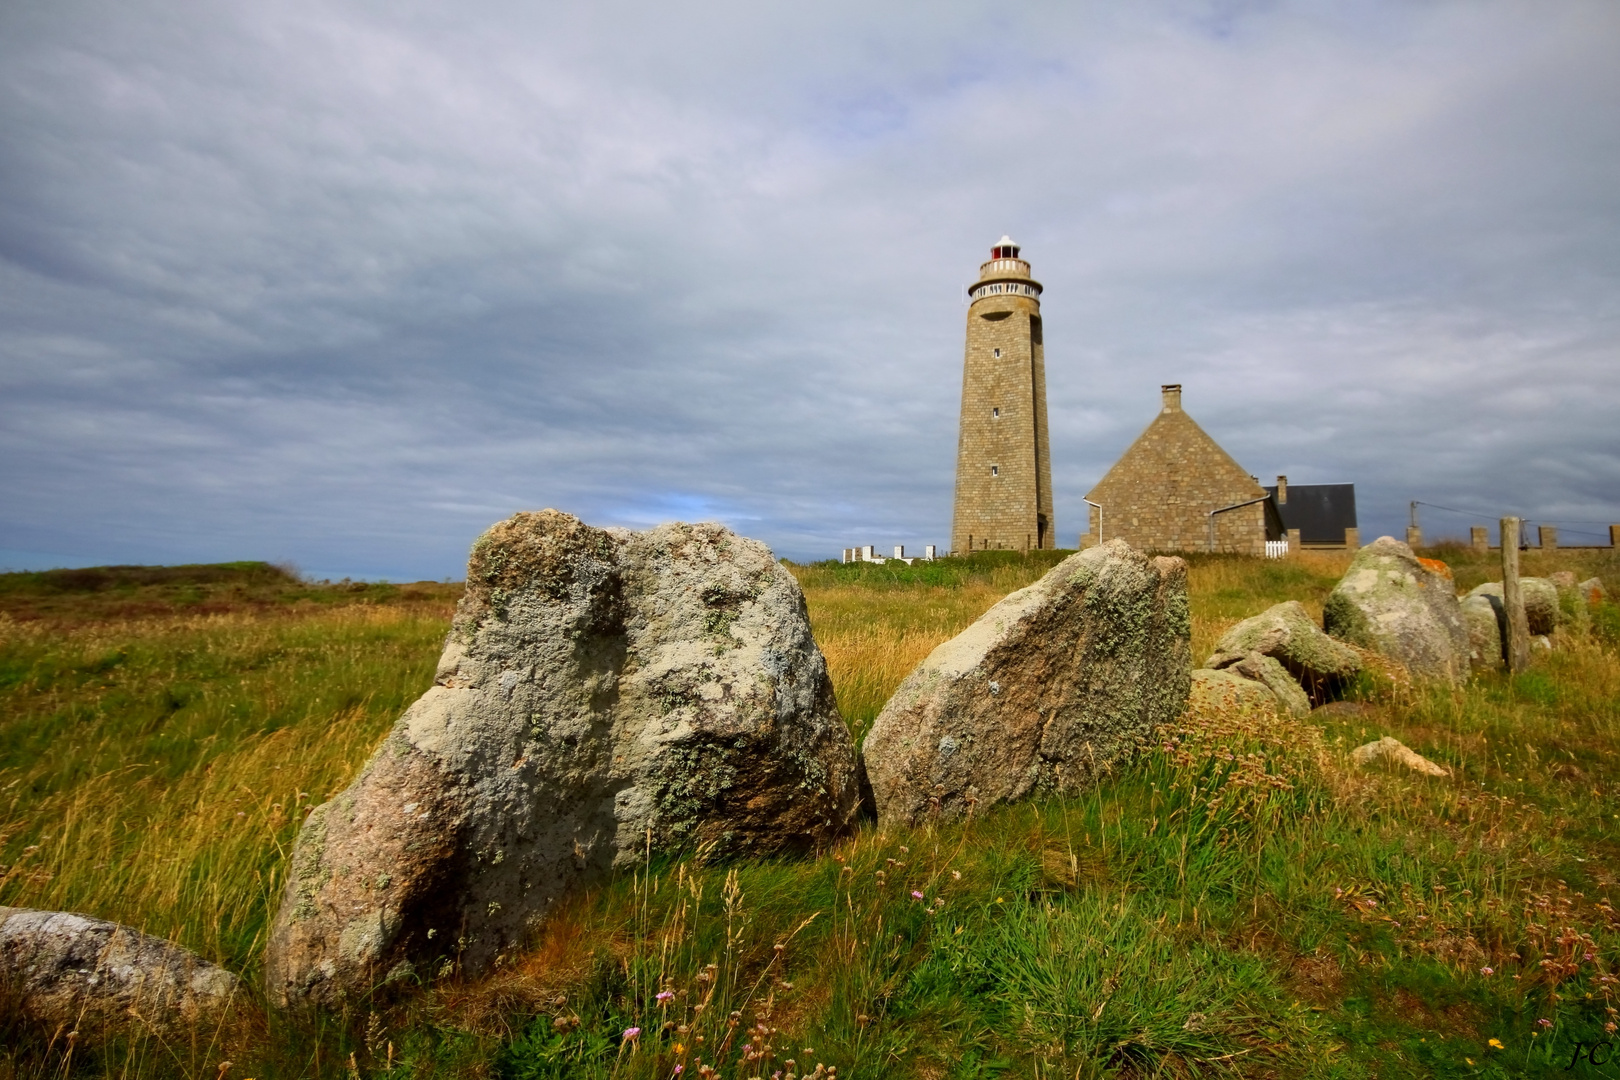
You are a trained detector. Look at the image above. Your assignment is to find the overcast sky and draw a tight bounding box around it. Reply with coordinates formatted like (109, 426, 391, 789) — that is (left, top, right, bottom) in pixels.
(3, 1, 1618, 578)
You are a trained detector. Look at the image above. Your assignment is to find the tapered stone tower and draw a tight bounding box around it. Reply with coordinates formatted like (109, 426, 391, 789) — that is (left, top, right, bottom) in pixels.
(951, 236, 1054, 553)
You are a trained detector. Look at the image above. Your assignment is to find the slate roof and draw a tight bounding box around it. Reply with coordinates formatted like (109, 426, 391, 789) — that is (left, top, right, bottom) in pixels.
(1263, 484, 1358, 543)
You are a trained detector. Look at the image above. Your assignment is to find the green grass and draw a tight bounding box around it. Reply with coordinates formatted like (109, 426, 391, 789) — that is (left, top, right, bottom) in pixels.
(2, 550, 1620, 1078)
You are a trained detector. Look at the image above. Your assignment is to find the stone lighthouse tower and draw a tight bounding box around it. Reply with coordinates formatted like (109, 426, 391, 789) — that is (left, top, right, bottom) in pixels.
(950, 236, 1054, 554)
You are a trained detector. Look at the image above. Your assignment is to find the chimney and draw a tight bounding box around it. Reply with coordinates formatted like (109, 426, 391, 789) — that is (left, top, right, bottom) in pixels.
(1160, 384, 1182, 412)
(1276, 475, 1288, 505)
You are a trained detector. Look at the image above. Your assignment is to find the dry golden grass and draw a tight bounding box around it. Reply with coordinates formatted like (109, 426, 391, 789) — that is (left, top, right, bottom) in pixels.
(0, 604, 451, 972)
(5, 549, 1620, 1078)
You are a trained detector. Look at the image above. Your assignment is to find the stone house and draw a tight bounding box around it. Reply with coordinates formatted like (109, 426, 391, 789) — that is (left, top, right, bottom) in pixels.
(1082, 385, 1277, 555)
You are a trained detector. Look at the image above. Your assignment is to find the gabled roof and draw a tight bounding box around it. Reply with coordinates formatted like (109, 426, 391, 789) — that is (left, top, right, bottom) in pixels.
(1085, 405, 1263, 506)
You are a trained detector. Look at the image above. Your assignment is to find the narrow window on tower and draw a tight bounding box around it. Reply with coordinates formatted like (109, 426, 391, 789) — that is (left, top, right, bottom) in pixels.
(991, 465, 999, 477)
(992, 407, 1000, 418)
(993, 348, 1001, 358)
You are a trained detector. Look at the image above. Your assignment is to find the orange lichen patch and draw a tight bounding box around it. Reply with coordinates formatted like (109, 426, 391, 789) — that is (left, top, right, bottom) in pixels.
(1418, 557, 1454, 580)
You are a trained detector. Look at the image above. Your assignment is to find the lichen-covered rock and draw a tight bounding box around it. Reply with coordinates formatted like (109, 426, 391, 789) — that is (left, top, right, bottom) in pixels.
(1323, 537, 1470, 683)
(1187, 667, 1285, 716)
(1205, 600, 1361, 702)
(1230, 652, 1311, 717)
(1465, 578, 1560, 636)
(1579, 577, 1608, 605)
(861, 540, 1189, 828)
(1460, 593, 1503, 671)
(0, 907, 239, 1036)
(267, 511, 859, 1006)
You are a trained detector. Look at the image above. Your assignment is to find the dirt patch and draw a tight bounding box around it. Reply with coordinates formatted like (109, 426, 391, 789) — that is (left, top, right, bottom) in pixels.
(1289, 952, 1345, 1006)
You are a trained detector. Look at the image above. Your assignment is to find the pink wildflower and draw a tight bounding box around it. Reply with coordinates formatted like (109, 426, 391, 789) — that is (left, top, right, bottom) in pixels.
(657, 991, 675, 1003)
(624, 1026, 642, 1040)
(1481, 967, 1494, 976)
(912, 891, 924, 900)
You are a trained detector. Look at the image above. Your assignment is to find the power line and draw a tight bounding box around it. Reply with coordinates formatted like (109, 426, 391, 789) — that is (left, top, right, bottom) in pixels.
(1412, 501, 1616, 528)
(1411, 500, 1516, 520)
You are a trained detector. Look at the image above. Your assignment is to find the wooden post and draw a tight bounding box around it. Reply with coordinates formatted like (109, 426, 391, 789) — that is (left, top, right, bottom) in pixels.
(1470, 526, 1488, 554)
(1501, 516, 1530, 673)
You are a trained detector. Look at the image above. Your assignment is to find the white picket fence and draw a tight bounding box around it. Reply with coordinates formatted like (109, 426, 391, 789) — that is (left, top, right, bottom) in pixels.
(1264, 540, 1290, 560)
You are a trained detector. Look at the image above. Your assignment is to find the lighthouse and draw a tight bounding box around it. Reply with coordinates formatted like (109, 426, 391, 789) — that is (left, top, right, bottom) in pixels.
(950, 236, 1054, 553)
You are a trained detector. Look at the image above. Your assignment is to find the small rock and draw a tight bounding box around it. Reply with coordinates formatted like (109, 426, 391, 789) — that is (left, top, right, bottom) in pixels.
(1231, 652, 1312, 718)
(1532, 635, 1552, 652)
(1350, 737, 1449, 778)
(1205, 600, 1361, 703)
(1188, 667, 1287, 716)
(1323, 537, 1470, 683)
(268, 512, 860, 1006)
(0, 907, 239, 1037)
(1579, 577, 1608, 606)
(861, 539, 1190, 828)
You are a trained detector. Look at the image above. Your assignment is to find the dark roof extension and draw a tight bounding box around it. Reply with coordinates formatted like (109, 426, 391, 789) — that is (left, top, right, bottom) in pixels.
(1263, 484, 1357, 543)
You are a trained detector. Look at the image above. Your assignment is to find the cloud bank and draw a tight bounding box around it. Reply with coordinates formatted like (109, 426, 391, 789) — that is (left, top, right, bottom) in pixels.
(3, 0, 1618, 576)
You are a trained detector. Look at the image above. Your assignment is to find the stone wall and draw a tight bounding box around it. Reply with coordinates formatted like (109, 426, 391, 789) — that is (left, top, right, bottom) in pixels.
(1083, 386, 1270, 555)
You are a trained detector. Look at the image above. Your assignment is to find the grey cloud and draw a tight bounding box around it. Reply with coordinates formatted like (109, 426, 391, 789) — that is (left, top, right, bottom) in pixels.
(2, 1, 1617, 576)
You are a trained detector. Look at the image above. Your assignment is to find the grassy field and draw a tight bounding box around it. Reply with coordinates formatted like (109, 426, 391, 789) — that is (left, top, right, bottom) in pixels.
(2, 548, 1619, 1078)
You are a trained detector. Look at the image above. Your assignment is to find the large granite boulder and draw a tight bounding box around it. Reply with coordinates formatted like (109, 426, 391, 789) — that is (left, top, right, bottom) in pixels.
(1460, 593, 1503, 671)
(1323, 537, 1470, 683)
(267, 511, 859, 1006)
(1465, 579, 1560, 636)
(1205, 600, 1361, 702)
(0, 907, 239, 1036)
(861, 540, 1190, 828)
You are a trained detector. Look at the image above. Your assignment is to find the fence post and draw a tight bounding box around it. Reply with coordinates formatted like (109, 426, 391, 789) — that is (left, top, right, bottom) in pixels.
(1501, 517, 1530, 674)
(1470, 527, 1488, 554)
